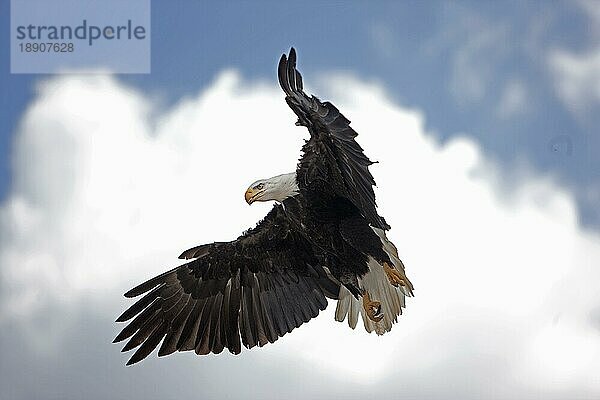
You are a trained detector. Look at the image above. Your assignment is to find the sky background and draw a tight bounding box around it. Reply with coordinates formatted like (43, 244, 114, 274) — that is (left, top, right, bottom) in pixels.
(1, 1, 600, 399)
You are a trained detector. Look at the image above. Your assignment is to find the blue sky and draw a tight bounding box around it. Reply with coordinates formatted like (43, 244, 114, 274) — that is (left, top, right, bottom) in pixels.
(2, 1, 599, 228)
(2, 2, 600, 399)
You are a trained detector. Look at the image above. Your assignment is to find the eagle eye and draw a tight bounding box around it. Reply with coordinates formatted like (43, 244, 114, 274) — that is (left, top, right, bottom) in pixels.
(255, 183, 265, 190)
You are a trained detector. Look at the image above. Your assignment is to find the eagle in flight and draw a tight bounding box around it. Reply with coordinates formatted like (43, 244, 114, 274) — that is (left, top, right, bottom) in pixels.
(114, 48, 414, 365)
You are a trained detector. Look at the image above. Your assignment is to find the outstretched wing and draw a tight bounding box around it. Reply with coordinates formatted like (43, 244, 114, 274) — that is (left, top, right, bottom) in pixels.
(278, 48, 389, 230)
(114, 205, 339, 365)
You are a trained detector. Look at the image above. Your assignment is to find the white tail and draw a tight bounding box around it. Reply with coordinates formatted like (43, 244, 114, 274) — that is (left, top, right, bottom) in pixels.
(334, 228, 412, 335)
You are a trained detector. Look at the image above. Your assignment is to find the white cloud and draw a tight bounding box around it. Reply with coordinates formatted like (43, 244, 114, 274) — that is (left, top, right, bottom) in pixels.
(369, 23, 399, 60)
(497, 79, 529, 119)
(547, 0, 600, 123)
(420, 9, 527, 113)
(549, 48, 600, 119)
(450, 26, 506, 104)
(433, 11, 510, 106)
(577, 0, 600, 32)
(1, 70, 600, 399)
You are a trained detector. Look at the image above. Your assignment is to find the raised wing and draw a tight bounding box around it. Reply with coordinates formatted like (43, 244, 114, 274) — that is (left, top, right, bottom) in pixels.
(114, 205, 339, 365)
(278, 48, 390, 230)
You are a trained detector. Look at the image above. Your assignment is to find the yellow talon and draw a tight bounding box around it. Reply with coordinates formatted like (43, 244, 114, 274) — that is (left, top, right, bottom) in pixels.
(362, 291, 383, 322)
(384, 262, 407, 288)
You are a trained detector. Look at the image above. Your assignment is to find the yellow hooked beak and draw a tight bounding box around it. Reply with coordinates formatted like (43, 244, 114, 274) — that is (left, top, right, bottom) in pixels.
(245, 188, 261, 205)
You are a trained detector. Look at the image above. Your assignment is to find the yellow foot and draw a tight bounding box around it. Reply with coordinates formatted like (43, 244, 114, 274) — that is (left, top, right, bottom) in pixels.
(362, 291, 383, 322)
(384, 262, 410, 288)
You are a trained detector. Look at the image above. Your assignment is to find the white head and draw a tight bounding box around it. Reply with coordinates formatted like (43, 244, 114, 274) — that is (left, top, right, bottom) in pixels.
(244, 172, 299, 204)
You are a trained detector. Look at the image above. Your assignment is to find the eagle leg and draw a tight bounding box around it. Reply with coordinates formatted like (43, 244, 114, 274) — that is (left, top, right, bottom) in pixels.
(383, 261, 410, 288)
(362, 291, 383, 322)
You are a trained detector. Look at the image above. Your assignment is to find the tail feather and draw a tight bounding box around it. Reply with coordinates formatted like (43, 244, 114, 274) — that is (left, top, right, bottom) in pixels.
(334, 288, 351, 323)
(334, 228, 412, 335)
(348, 289, 360, 329)
(334, 286, 360, 329)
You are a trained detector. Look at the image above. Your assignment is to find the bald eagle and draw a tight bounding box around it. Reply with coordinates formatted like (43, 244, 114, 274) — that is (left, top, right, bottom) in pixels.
(114, 48, 413, 365)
